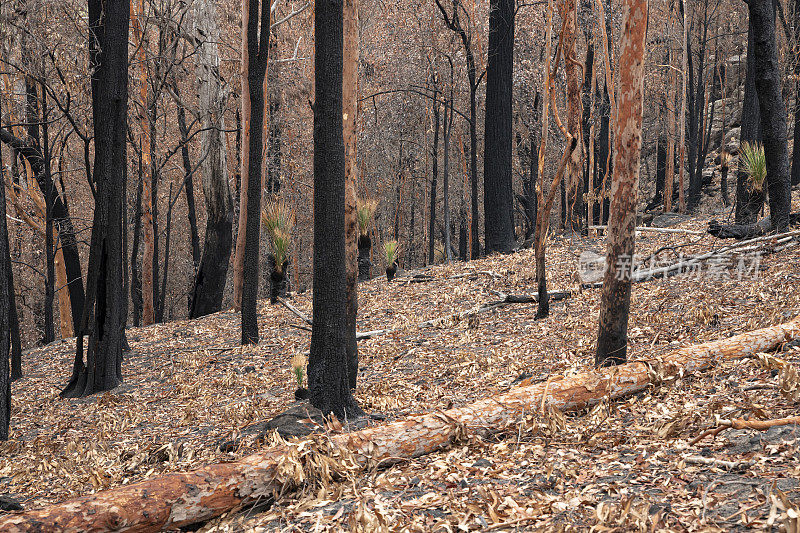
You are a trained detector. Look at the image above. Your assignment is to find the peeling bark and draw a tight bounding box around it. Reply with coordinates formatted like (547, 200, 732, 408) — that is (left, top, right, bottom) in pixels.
(595, 0, 647, 367)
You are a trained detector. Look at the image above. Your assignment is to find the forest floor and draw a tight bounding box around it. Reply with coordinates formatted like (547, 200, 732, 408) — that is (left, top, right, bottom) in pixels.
(2, 202, 800, 531)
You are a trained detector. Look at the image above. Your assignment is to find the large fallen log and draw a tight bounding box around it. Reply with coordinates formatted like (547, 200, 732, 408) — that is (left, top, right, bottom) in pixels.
(708, 213, 800, 239)
(2, 316, 798, 532)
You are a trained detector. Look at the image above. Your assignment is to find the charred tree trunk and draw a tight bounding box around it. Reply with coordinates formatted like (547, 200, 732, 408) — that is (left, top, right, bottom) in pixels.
(0, 139, 11, 439)
(748, 0, 792, 231)
(267, 254, 288, 303)
(792, 0, 800, 187)
(483, 0, 516, 254)
(648, 134, 667, 211)
(429, 92, 440, 264)
(175, 99, 201, 273)
(156, 184, 174, 322)
(189, 0, 234, 319)
(735, 18, 765, 224)
(357, 235, 371, 280)
(62, 0, 129, 398)
(308, 0, 363, 419)
(0, 129, 85, 339)
(130, 154, 143, 327)
(596, 0, 646, 367)
(240, 0, 271, 345)
(442, 90, 453, 263)
(39, 84, 56, 344)
(582, 43, 595, 228)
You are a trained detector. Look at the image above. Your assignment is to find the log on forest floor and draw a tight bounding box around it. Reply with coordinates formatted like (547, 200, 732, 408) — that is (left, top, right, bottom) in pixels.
(1, 316, 798, 532)
(589, 225, 704, 235)
(707, 213, 800, 239)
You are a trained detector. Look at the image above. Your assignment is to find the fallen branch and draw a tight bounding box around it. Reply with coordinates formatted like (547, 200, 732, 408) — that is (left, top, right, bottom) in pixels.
(278, 297, 384, 340)
(683, 455, 751, 472)
(690, 415, 800, 445)
(2, 316, 797, 532)
(590, 225, 704, 235)
(277, 297, 312, 326)
(280, 291, 571, 340)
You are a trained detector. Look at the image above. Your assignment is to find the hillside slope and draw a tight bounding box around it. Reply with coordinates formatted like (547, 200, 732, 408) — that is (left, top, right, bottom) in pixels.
(1, 209, 799, 531)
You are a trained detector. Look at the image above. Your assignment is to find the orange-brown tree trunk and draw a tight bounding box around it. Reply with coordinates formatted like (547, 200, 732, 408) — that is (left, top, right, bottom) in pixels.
(132, 0, 154, 325)
(2, 316, 798, 532)
(343, 0, 359, 388)
(595, 0, 647, 367)
(232, 0, 252, 312)
(559, 0, 583, 232)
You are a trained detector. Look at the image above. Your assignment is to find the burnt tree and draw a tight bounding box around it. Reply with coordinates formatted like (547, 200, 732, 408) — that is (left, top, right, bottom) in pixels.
(62, 0, 129, 397)
(239, 0, 271, 344)
(483, 0, 516, 254)
(748, 0, 792, 231)
(308, 0, 363, 419)
(189, 0, 234, 319)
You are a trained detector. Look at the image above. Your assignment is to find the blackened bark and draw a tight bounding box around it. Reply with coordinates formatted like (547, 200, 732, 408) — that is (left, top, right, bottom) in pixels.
(648, 135, 667, 211)
(483, 0, 516, 254)
(240, 0, 271, 344)
(793, 0, 800, 186)
(442, 92, 453, 262)
(131, 154, 143, 327)
(267, 254, 288, 303)
(428, 94, 440, 264)
(62, 0, 128, 398)
(748, 0, 792, 231)
(581, 44, 594, 227)
(736, 19, 765, 224)
(40, 86, 55, 344)
(687, 11, 708, 212)
(190, 0, 234, 319)
(156, 184, 174, 322)
(0, 130, 86, 333)
(357, 235, 371, 280)
(176, 101, 201, 272)
(721, 160, 730, 206)
(0, 141, 11, 439)
(308, 0, 362, 420)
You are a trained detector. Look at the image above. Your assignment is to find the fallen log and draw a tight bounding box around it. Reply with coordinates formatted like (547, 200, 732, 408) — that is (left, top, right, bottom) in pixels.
(3, 316, 798, 532)
(708, 213, 800, 240)
(590, 225, 704, 235)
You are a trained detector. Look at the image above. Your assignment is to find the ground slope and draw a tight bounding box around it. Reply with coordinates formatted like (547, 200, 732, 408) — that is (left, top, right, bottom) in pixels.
(1, 211, 799, 531)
